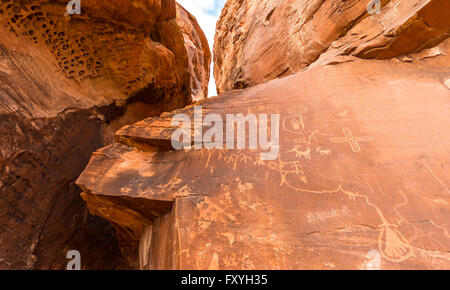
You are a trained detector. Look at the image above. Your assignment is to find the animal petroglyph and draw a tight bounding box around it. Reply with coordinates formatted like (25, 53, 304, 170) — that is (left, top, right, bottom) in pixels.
(330, 128, 374, 152)
(316, 147, 332, 156)
(288, 146, 311, 159)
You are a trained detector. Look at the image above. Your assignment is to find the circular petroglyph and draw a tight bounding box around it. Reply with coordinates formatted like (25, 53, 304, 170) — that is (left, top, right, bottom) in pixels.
(283, 104, 309, 134)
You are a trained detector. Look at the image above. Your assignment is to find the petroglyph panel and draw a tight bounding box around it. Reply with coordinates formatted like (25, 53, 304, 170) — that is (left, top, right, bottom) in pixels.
(78, 41, 450, 269)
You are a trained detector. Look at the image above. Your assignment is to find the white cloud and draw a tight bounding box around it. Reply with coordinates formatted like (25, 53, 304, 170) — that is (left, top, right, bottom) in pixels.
(177, 0, 226, 97)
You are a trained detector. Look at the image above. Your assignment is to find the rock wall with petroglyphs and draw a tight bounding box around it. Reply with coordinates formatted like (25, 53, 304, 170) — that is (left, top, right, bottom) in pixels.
(78, 35, 450, 269)
(2, 0, 445, 270)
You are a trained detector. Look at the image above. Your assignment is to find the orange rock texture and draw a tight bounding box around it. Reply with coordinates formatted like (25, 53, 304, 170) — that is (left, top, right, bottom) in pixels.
(0, 0, 210, 269)
(177, 4, 212, 101)
(78, 0, 450, 269)
(214, 0, 450, 93)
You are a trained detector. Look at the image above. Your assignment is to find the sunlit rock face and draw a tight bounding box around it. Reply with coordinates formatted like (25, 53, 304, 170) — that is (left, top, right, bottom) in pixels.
(176, 4, 212, 102)
(213, 0, 450, 94)
(0, 0, 210, 269)
(77, 0, 450, 270)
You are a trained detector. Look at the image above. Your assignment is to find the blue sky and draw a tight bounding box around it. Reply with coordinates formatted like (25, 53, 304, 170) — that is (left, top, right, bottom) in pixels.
(177, 0, 227, 97)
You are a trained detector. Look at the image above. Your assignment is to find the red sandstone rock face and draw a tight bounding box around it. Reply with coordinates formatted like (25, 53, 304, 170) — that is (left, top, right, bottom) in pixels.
(0, 0, 210, 269)
(3, 0, 449, 270)
(78, 37, 450, 269)
(78, 0, 450, 269)
(214, 0, 450, 94)
(177, 5, 212, 102)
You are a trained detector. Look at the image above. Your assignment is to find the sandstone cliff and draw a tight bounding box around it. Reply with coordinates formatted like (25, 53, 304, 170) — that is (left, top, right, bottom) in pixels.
(177, 4, 212, 102)
(78, 0, 450, 269)
(214, 0, 450, 93)
(0, 0, 210, 269)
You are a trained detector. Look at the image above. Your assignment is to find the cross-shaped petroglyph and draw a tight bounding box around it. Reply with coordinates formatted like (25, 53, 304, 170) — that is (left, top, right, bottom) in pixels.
(330, 128, 374, 152)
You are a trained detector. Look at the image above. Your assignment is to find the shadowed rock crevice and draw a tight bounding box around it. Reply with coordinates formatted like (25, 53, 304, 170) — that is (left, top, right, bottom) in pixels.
(0, 108, 126, 269)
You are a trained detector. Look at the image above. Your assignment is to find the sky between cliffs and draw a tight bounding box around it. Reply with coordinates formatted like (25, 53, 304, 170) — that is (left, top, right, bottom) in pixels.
(177, 0, 227, 97)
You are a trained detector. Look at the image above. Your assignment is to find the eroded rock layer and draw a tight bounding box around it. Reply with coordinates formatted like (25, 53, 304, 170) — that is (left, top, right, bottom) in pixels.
(78, 35, 450, 269)
(214, 0, 450, 93)
(0, 0, 210, 269)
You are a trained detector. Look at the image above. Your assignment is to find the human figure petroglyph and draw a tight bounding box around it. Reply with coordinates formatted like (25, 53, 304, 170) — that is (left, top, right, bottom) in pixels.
(224, 154, 240, 170)
(194, 148, 218, 169)
(239, 154, 253, 165)
(268, 158, 305, 187)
